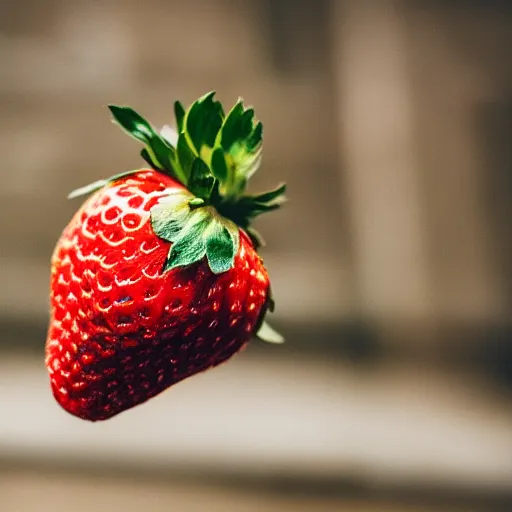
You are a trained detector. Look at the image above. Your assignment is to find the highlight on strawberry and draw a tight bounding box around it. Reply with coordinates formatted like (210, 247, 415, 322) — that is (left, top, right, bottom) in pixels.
(45, 92, 286, 421)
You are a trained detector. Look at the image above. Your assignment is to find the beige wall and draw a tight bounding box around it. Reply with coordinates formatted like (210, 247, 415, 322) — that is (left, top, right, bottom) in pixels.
(331, 0, 512, 338)
(1, 0, 511, 343)
(0, 0, 346, 324)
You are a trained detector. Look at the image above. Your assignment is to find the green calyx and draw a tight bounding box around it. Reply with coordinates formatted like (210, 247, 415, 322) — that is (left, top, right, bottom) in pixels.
(150, 188, 240, 275)
(100, 91, 286, 271)
(68, 92, 286, 343)
(108, 92, 279, 205)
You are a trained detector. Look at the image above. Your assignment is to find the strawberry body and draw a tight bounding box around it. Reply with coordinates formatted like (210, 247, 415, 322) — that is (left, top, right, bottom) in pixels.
(46, 170, 269, 421)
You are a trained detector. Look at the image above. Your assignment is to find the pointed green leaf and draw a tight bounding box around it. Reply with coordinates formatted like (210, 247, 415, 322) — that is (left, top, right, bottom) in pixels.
(246, 121, 263, 152)
(165, 217, 209, 271)
(109, 105, 187, 185)
(103, 95, 285, 273)
(250, 183, 287, 204)
(219, 100, 262, 159)
(177, 133, 195, 181)
(68, 169, 143, 199)
(211, 147, 229, 183)
(236, 197, 283, 217)
(220, 102, 255, 152)
(205, 224, 238, 274)
(151, 192, 195, 242)
(174, 101, 185, 132)
(247, 202, 281, 216)
(236, 152, 261, 184)
(150, 190, 240, 274)
(239, 108, 255, 140)
(108, 106, 154, 144)
(140, 147, 163, 170)
(185, 92, 224, 153)
(220, 101, 245, 150)
(151, 212, 187, 242)
(165, 240, 205, 271)
(146, 136, 178, 175)
(246, 226, 265, 249)
(218, 101, 263, 193)
(189, 158, 214, 200)
(209, 181, 222, 204)
(255, 321, 284, 344)
(68, 179, 108, 199)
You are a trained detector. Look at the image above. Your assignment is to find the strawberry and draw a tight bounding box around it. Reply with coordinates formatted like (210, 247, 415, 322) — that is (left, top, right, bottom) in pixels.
(45, 92, 286, 421)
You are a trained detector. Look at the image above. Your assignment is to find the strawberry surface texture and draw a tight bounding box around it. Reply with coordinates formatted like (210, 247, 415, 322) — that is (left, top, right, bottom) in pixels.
(45, 92, 286, 421)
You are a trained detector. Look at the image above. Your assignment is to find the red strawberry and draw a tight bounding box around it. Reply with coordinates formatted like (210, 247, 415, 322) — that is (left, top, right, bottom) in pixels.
(45, 92, 286, 421)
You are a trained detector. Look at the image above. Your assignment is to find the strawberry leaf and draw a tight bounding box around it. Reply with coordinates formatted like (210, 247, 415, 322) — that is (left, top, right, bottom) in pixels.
(184, 92, 224, 153)
(219, 101, 246, 150)
(176, 133, 195, 182)
(246, 226, 265, 249)
(68, 169, 144, 199)
(108, 105, 154, 143)
(151, 193, 193, 242)
(174, 101, 186, 132)
(109, 105, 187, 185)
(165, 217, 209, 271)
(215, 99, 263, 195)
(215, 183, 287, 228)
(150, 190, 239, 274)
(140, 148, 165, 171)
(255, 321, 284, 344)
(250, 183, 287, 204)
(211, 147, 229, 183)
(68, 92, 287, 280)
(246, 121, 263, 152)
(206, 224, 238, 274)
(189, 158, 214, 200)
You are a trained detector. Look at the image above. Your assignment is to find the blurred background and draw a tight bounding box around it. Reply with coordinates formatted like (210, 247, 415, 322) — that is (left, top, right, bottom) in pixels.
(1, 0, 512, 510)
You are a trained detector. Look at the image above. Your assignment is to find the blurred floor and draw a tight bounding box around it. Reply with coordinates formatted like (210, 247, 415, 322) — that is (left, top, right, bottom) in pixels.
(0, 348, 511, 511)
(0, 469, 482, 512)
